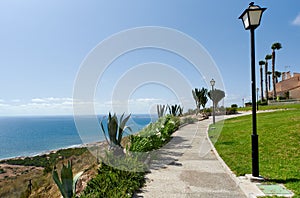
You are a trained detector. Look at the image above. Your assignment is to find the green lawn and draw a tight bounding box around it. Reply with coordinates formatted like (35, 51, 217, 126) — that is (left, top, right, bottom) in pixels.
(209, 109, 300, 197)
(238, 103, 300, 111)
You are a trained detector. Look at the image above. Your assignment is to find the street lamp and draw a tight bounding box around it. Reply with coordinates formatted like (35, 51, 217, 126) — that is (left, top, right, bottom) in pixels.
(256, 87, 259, 111)
(210, 78, 216, 124)
(239, 2, 266, 178)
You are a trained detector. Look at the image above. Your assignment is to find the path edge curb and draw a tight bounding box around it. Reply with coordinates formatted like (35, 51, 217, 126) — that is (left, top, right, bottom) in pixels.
(205, 117, 265, 198)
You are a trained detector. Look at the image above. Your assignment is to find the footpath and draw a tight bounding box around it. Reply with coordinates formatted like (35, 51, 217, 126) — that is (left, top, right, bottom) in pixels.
(136, 113, 264, 198)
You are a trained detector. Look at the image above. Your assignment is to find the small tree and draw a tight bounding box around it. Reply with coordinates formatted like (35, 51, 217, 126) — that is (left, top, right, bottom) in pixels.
(192, 87, 208, 114)
(200, 88, 208, 110)
(192, 88, 200, 113)
(208, 89, 225, 111)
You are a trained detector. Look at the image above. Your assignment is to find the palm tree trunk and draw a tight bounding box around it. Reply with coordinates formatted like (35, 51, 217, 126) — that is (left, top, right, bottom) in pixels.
(272, 50, 277, 99)
(268, 74, 271, 91)
(260, 65, 264, 101)
(264, 62, 268, 102)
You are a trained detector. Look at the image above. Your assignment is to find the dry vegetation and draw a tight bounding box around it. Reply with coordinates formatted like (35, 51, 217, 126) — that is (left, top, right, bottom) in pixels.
(0, 142, 108, 198)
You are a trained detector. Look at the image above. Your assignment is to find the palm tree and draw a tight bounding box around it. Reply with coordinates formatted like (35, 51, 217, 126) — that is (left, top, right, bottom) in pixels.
(267, 71, 272, 97)
(264, 54, 272, 102)
(259, 60, 265, 101)
(271, 42, 282, 98)
(275, 71, 282, 83)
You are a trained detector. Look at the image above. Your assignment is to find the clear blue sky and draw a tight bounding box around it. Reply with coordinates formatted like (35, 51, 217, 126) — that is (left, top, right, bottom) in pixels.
(0, 0, 299, 115)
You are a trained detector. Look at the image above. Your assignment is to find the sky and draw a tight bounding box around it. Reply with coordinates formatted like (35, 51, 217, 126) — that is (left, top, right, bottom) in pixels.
(0, 0, 299, 116)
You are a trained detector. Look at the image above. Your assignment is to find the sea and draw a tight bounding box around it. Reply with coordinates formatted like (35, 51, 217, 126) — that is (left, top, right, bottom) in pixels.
(0, 114, 156, 160)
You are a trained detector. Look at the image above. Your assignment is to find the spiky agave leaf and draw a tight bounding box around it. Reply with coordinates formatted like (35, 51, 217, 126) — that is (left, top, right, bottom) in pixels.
(52, 167, 67, 198)
(109, 113, 119, 146)
(100, 116, 111, 146)
(73, 171, 84, 194)
(118, 113, 131, 145)
(61, 161, 73, 198)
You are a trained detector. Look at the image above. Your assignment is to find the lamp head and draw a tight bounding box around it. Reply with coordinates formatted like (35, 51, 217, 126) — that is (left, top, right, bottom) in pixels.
(239, 2, 266, 30)
(210, 78, 215, 87)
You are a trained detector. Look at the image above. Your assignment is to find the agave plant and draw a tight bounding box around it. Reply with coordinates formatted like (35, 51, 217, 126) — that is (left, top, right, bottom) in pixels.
(100, 113, 131, 151)
(167, 104, 183, 116)
(157, 104, 166, 118)
(52, 160, 83, 198)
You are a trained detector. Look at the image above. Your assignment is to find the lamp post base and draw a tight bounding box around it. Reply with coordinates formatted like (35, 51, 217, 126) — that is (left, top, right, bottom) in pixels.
(252, 134, 259, 177)
(246, 174, 265, 182)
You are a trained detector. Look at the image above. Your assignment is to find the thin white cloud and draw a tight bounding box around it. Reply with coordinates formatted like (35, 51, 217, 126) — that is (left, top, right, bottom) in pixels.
(11, 99, 21, 103)
(135, 98, 163, 103)
(292, 13, 300, 26)
(0, 103, 10, 107)
(0, 97, 75, 116)
(31, 98, 47, 103)
(31, 97, 73, 103)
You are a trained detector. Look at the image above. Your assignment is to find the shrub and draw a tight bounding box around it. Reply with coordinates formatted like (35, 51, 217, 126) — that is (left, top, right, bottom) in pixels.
(81, 160, 145, 198)
(129, 115, 180, 153)
(181, 117, 197, 125)
(1, 148, 87, 173)
(0, 168, 5, 174)
(245, 102, 252, 107)
(81, 115, 180, 198)
(226, 107, 237, 115)
(203, 108, 211, 116)
(231, 104, 238, 108)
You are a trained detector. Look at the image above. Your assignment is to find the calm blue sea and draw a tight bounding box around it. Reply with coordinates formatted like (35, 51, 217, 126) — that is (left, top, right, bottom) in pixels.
(0, 114, 155, 160)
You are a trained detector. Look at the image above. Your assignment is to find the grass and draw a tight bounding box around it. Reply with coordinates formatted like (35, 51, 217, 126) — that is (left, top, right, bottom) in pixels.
(238, 103, 300, 111)
(209, 109, 300, 197)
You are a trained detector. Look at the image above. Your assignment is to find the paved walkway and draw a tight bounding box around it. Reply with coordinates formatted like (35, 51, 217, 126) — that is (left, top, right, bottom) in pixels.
(136, 114, 262, 198)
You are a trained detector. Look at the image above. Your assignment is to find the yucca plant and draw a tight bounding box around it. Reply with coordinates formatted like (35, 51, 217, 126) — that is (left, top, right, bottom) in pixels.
(52, 160, 83, 198)
(100, 113, 131, 153)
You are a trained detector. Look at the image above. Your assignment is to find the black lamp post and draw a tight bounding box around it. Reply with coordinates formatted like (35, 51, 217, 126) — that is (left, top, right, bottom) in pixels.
(210, 78, 216, 124)
(257, 87, 259, 111)
(239, 2, 266, 178)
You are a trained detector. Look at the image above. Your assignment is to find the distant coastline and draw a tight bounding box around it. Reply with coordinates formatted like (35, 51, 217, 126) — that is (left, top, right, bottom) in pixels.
(0, 114, 154, 161)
